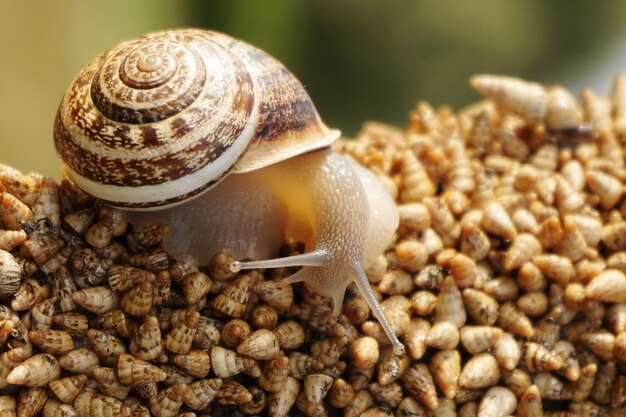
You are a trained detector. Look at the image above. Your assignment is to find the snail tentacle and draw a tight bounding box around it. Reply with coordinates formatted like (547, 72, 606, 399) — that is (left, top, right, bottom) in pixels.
(230, 249, 331, 273)
(352, 264, 405, 355)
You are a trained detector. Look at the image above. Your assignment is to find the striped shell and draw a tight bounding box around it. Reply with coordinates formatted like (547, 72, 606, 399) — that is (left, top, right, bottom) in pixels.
(54, 29, 339, 209)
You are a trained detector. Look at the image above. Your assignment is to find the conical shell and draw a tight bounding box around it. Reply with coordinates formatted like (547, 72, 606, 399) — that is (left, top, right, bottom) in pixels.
(376, 346, 410, 386)
(63, 208, 97, 235)
(342, 388, 374, 417)
(0, 230, 27, 251)
(399, 150, 435, 203)
(580, 331, 615, 362)
(26, 297, 57, 331)
(184, 378, 222, 411)
(459, 221, 491, 261)
(423, 197, 460, 247)
(72, 391, 132, 417)
(7, 353, 61, 387)
(462, 288, 499, 326)
(30, 175, 59, 226)
(11, 279, 50, 312)
(430, 349, 460, 399)
(288, 352, 324, 380)
(87, 329, 126, 366)
(17, 387, 47, 417)
(210, 273, 256, 318)
(129, 223, 168, 247)
(258, 355, 289, 392)
(152, 270, 171, 306)
(498, 301, 534, 338)
(170, 350, 211, 379)
(120, 281, 153, 317)
(348, 336, 379, 370)
(481, 201, 517, 240)
(296, 373, 333, 416)
(476, 386, 517, 417)
(71, 286, 119, 314)
(164, 310, 198, 354)
(459, 353, 500, 389)
(586, 169, 622, 209)
(402, 363, 438, 410)
(1, 192, 33, 230)
(0, 321, 14, 349)
(471, 75, 548, 124)
(58, 348, 99, 374)
(253, 279, 294, 311)
(585, 269, 626, 303)
(503, 233, 541, 271)
(220, 319, 251, 349)
(236, 328, 280, 360)
(0, 250, 22, 298)
(181, 272, 211, 305)
(310, 336, 349, 367)
(90, 310, 137, 338)
(21, 235, 65, 266)
(49, 375, 87, 404)
(216, 380, 253, 405)
(42, 399, 74, 417)
(210, 346, 254, 378)
(434, 276, 466, 328)
(327, 378, 355, 409)
(28, 330, 73, 355)
(425, 321, 459, 350)
(501, 368, 532, 399)
(449, 253, 479, 288)
(107, 265, 155, 294)
(149, 384, 187, 417)
(534, 372, 572, 400)
(266, 376, 298, 416)
(553, 340, 579, 382)
(192, 321, 220, 350)
(128, 316, 162, 361)
(92, 367, 132, 400)
(532, 254, 573, 286)
(51, 267, 77, 313)
(460, 326, 503, 354)
(556, 217, 587, 261)
(521, 342, 563, 372)
(116, 353, 167, 386)
(53, 312, 89, 337)
(493, 332, 521, 371)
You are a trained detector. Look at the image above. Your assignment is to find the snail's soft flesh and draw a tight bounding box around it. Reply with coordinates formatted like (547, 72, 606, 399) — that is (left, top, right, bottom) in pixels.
(53, 29, 404, 353)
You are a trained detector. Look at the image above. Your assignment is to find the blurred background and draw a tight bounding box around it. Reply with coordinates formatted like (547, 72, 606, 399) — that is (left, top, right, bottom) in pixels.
(2, 0, 626, 178)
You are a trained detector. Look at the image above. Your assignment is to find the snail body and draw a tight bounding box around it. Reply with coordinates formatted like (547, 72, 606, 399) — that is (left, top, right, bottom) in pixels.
(54, 29, 403, 353)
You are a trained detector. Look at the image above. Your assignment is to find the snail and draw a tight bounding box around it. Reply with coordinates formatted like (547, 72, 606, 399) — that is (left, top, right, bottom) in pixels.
(53, 29, 403, 353)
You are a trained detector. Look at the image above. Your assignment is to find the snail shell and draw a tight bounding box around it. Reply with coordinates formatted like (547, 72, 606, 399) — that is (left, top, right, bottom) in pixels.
(54, 29, 338, 209)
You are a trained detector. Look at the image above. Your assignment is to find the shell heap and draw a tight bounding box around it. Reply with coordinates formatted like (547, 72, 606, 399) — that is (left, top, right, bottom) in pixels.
(2, 74, 626, 417)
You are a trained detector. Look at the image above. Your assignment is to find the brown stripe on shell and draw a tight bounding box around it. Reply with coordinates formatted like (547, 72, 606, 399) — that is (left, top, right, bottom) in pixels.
(101, 179, 220, 209)
(56, 107, 236, 187)
(226, 35, 338, 173)
(91, 35, 207, 124)
(54, 30, 256, 191)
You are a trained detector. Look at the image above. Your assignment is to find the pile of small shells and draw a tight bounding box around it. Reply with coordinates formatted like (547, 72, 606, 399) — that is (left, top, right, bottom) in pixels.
(2, 74, 626, 417)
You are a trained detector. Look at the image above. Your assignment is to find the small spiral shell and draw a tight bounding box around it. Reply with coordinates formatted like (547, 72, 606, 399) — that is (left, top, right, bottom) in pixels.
(54, 29, 338, 209)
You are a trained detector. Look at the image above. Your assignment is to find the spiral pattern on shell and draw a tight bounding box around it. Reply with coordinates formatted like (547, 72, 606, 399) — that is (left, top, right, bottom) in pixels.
(54, 29, 338, 209)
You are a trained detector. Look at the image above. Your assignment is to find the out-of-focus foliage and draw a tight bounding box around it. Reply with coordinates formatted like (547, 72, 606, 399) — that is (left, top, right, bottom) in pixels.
(2, 0, 626, 177)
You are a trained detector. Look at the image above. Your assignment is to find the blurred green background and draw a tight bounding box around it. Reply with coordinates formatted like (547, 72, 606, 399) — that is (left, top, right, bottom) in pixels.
(2, 0, 626, 178)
